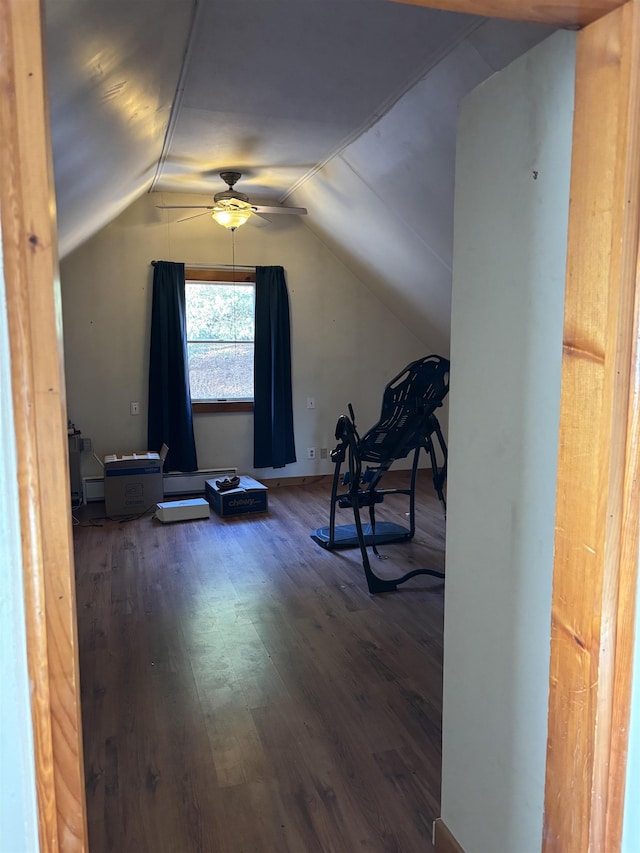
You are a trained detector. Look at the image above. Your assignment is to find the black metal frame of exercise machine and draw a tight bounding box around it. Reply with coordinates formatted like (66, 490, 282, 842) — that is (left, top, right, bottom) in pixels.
(310, 355, 449, 594)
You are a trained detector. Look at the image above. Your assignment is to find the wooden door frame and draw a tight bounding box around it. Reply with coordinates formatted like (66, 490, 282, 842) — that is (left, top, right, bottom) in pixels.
(542, 7, 640, 849)
(2, 0, 637, 850)
(0, 0, 88, 850)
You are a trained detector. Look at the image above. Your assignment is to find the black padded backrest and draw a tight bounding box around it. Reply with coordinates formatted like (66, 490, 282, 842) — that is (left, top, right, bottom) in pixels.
(359, 355, 450, 465)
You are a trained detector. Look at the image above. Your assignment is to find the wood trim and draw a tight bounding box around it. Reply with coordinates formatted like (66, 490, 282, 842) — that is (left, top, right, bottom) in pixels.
(0, 0, 88, 850)
(543, 4, 640, 851)
(193, 400, 254, 413)
(433, 818, 466, 853)
(387, 0, 626, 28)
(602, 6, 640, 847)
(260, 473, 334, 488)
(185, 266, 255, 282)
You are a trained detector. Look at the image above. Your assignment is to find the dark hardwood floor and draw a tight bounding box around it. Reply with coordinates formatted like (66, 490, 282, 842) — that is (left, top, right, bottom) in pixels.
(73, 473, 445, 852)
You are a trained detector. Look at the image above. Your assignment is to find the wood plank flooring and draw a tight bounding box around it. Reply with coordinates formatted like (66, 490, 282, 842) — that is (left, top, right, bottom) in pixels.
(73, 473, 445, 852)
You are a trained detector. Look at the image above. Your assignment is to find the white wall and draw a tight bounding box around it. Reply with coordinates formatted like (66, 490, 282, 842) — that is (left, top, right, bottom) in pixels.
(289, 18, 553, 352)
(0, 243, 40, 851)
(60, 195, 430, 479)
(441, 31, 575, 852)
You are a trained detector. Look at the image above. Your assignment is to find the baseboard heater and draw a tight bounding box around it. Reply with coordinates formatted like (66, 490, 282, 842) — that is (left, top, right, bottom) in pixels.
(82, 468, 237, 504)
(162, 468, 237, 496)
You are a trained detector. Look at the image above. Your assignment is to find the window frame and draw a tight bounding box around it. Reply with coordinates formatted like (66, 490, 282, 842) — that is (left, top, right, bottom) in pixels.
(185, 267, 256, 414)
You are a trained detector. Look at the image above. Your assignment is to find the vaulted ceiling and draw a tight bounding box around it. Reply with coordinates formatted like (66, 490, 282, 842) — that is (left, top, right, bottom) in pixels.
(46, 0, 553, 346)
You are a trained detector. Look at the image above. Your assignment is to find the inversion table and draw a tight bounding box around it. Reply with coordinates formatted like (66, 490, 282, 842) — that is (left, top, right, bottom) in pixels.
(310, 354, 449, 593)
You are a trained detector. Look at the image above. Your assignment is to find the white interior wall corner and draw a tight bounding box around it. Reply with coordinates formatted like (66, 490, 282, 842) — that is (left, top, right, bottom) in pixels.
(441, 30, 576, 853)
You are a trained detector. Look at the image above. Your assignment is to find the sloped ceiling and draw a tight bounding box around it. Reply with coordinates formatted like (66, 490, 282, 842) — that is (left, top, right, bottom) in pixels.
(287, 18, 555, 348)
(46, 0, 194, 257)
(151, 2, 487, 197)
(46, 0, 553, 346)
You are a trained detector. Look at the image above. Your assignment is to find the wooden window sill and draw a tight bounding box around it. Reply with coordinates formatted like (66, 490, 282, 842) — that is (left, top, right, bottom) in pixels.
(192, 401, 254, 414)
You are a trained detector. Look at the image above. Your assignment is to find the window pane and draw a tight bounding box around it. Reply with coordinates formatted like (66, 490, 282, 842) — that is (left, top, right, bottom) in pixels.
(186, 283, 254, 342)
(188, 342, 254, 400)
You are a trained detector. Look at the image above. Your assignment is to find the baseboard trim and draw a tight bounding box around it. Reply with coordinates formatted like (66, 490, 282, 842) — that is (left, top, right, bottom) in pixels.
(260, 469, 422, 488)
(260, 474, 332, 488)
(432, 818, 465, 853)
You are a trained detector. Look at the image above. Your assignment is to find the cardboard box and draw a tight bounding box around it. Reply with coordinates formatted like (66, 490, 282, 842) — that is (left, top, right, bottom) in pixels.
(156, 498, 210, 524)
(205, 475, 268, 517)
(104, 446, 168, 516)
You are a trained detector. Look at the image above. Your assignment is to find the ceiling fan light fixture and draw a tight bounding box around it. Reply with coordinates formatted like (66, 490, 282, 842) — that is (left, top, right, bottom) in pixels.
(211, 198, 253, 230)
(211, 208, 252, 230)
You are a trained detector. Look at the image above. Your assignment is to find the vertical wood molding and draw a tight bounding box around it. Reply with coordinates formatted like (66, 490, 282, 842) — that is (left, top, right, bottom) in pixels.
(603, 4, 640, 847)
(544, 3, 640, 851)
(0, 0, 88, 850)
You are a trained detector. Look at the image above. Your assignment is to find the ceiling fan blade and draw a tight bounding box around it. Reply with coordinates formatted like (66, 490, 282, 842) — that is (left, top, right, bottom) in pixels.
(156, 205, 215, 210)
(177, 211, 212, 223)
(252, 205, 307, 216)
(248, 212, 271, 228)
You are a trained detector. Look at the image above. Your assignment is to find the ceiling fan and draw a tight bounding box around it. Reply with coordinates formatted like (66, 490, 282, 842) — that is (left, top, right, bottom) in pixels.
(156, 170, 307, 230)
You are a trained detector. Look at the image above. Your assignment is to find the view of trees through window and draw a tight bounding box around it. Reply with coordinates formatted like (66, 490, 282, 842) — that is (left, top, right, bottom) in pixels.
(186, 281, 255, 400)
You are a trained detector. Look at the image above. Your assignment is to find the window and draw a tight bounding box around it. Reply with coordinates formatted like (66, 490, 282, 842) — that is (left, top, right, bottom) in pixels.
(185, 268, 256, 413)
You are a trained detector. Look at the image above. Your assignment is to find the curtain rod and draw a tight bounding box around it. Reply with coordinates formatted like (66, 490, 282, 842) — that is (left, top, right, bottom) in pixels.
(151, 261, 255, 272)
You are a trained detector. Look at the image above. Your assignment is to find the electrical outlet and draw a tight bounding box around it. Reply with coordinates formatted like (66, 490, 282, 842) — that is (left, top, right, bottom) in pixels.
(130, 401, 140, 416)
(81, 437, 92, 452)
(307, 447, 316, 460)
(307, 397, 315, 409)
(320, 447, 328, 459)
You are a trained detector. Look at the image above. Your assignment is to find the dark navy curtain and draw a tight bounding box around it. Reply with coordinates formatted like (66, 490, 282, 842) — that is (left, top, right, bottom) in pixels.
(147, 261, 198, 472)
(253, 266, 296, 468)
